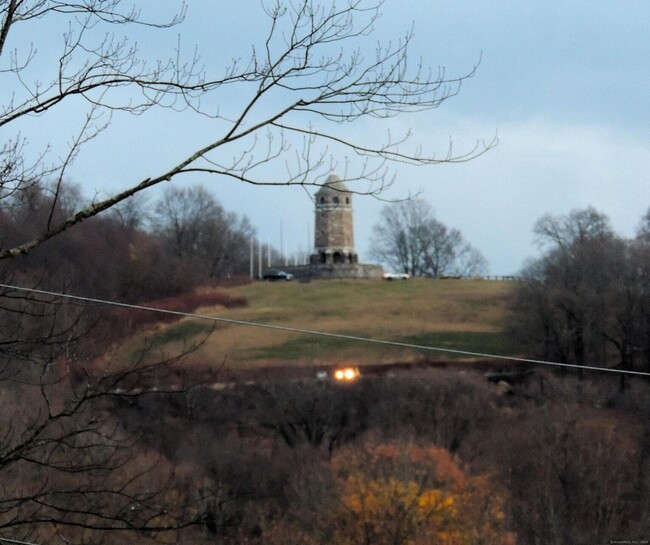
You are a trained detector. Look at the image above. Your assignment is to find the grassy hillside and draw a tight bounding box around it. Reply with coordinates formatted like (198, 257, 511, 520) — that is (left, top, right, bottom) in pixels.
(116, 278, 517, 370)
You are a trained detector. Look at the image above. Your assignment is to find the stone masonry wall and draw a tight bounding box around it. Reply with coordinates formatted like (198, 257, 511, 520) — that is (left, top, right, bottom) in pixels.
(282, 263, 384, 280)
(314, 207, 354, 250)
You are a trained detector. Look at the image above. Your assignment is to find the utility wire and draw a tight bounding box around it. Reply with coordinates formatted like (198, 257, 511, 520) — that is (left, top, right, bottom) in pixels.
(0, 538, 42, 545)
(1, 283, 649, 377)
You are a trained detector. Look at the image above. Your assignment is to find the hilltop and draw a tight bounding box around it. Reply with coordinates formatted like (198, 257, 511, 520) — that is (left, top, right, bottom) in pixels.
(109, 278, 517, 375)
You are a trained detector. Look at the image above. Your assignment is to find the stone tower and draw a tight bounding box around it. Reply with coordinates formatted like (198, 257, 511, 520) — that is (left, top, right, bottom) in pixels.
(310, 174, 359, 265)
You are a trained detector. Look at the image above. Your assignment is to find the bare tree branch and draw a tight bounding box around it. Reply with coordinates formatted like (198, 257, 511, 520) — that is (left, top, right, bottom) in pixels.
(0, 0, 492, 259)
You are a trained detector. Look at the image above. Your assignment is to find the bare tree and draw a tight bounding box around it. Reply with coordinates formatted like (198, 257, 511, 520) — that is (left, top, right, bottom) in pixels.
(0, 282, 221, 544)
(108, 192, 151, 233)
(0, 0, 492, 260)
(370, 199, 429, 274)
(152, 184, 255, 277)
(251, 382, 368, 454)
(632, 213, 650, 371)
(453, 242, 489, 277)
(637, 207, 650, 243)
(0, 184, 232, 542)
(533, 207, 614, 251)
(509, 207, 650, 378)
(512, 213, 616, 373)
(154, 185, 226, 260)
(497, 404, 644, 545)
(370, 198, 487, 277)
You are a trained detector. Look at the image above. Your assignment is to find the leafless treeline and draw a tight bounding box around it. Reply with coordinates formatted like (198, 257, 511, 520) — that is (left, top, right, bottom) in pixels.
(510, 207, 650, 379)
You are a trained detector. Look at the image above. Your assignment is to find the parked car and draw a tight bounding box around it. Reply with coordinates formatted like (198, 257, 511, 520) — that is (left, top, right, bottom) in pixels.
(382, 272, 410, 280)
(262, 270, 294, 281)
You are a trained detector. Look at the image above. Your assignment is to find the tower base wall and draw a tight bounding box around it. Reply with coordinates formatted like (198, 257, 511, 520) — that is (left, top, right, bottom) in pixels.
(279, 263, 384, 280)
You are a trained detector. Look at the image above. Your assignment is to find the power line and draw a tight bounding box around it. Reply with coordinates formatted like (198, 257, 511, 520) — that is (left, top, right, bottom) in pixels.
(0, 538, 42, 545)
(1, 282, 649, 377)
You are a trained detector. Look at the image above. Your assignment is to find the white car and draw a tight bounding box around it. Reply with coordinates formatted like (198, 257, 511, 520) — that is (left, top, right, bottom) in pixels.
(382, 272, 410, 280)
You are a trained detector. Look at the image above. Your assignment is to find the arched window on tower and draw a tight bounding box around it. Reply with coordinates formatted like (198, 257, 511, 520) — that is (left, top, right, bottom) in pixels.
(333, 196, 339, 205)
(319, 196, 326, 204)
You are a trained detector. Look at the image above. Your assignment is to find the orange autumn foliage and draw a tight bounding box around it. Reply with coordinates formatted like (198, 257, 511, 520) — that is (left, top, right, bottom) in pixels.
(330, 442, 514, 545)
(261, 441, 515, 545)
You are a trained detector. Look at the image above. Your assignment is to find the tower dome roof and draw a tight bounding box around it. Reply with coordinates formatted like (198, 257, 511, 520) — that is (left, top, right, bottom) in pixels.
(315, 174, 350, 196)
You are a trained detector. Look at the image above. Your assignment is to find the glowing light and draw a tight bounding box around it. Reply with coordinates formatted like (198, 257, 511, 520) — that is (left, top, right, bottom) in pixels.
(333, 366, 360, 382)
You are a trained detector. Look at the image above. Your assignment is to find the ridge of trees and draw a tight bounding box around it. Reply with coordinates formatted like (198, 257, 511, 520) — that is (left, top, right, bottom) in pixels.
(509, 206, 650, 378)
(0, 181, 257, 303)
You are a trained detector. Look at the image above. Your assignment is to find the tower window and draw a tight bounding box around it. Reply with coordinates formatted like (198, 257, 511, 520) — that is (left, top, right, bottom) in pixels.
(333, 196, 339, 205)
(319, 196, 325, 204)
(346, 197, 350, 204)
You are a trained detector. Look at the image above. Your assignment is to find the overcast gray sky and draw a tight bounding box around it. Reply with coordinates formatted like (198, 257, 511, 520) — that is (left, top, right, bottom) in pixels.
(17, 1, 650, 275)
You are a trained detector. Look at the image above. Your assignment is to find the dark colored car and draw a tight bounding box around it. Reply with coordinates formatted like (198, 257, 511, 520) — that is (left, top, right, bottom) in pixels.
(262, 270, 294, 281)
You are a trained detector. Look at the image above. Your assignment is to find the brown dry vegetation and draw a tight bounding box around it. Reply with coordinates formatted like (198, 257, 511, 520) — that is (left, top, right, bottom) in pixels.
(107, 365, 649, 545)
(113, 289, 248, 330)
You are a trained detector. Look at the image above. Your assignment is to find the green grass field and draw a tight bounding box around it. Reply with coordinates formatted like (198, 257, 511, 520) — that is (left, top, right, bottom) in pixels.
(117, 278, 517, 370)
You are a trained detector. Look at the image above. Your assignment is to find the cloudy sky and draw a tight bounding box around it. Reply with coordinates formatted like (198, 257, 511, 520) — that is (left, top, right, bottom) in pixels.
(16, 1, 650, 275)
